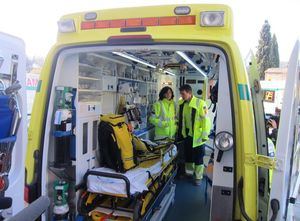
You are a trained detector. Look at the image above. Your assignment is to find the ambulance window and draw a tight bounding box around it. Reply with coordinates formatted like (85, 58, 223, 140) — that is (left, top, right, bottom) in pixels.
(82, 122, 88, 154)
(92, 121, 98, 150)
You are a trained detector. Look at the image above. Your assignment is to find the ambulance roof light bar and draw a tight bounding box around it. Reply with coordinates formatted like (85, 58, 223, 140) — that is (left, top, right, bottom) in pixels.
(112, 52, 156, 69)
(176, 51, 207, 78)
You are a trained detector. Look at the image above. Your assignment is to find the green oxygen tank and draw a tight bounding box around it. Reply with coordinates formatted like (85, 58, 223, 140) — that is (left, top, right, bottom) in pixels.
(53, 180, 69, 220)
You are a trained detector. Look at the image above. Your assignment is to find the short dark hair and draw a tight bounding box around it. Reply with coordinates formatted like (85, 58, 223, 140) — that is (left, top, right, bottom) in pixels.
(159, 86, 174, 100)
(179, 84, 192, 93)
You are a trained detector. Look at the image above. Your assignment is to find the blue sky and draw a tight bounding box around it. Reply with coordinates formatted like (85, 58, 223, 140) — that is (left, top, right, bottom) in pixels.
(0, 0, 299, 61)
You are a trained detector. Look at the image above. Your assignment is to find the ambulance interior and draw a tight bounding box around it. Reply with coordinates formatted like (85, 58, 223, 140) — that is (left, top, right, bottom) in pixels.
(42, 44, 233, 220)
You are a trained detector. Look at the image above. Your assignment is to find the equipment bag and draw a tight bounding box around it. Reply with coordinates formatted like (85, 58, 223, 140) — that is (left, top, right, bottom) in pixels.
(98, 114, 136, 173)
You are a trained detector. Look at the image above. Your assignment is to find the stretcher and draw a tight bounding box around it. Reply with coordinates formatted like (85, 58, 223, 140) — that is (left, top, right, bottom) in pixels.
(77, 143, 177, 221)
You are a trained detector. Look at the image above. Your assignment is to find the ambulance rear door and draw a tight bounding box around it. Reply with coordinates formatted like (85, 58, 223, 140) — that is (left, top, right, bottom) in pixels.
(268, 41, 300, 221)
(246, 50, 269, 221)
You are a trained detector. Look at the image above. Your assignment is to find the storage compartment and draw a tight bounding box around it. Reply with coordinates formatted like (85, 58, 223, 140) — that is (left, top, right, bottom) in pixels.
(102, 75, 117, 92)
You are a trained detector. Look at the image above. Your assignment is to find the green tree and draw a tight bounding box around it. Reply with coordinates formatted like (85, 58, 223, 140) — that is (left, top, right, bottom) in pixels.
(256, 20, 272, 79)
(270, 34, 280, 68)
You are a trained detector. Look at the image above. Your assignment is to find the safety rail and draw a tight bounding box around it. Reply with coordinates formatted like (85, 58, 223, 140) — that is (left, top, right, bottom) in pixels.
(83, 170, 131, 198)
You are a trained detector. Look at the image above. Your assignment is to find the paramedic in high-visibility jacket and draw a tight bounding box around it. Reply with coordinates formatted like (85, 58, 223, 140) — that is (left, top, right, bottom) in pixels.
(149, 86, 177, 140)
(177, 84, 211, 186)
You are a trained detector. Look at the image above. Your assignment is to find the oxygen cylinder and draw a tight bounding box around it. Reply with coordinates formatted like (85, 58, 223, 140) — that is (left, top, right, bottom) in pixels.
(53, 180, 69, 221)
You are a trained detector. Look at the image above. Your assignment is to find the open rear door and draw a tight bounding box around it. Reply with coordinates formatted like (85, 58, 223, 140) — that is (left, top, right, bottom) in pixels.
(247, 51, 269, 221)
(268, 41, 300, 221)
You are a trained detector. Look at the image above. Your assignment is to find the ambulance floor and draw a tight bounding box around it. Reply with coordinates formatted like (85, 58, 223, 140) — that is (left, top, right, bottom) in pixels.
(164, 178, 210, 221)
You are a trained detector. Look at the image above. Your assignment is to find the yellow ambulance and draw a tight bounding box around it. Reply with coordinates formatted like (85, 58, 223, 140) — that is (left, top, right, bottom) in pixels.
(24, 4, 300, 221)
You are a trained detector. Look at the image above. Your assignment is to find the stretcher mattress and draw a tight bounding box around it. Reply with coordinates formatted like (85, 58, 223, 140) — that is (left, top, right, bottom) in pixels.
(87, 145, 177, 196)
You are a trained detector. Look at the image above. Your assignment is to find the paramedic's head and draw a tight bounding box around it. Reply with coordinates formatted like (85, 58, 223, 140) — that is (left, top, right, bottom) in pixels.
(179, 84, 193, 101)
(159, 86, 174, 101)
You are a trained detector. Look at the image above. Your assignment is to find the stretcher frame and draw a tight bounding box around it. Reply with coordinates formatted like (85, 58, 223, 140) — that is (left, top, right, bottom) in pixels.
(77, 144, 177, 221)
